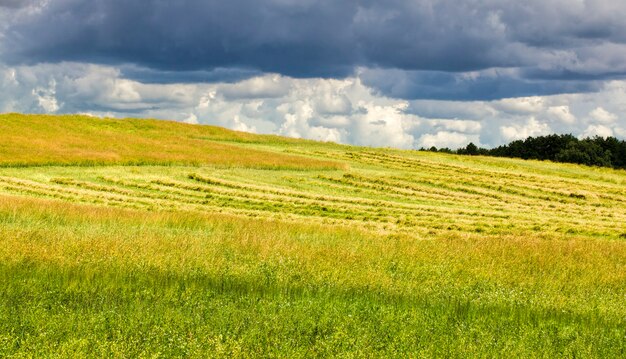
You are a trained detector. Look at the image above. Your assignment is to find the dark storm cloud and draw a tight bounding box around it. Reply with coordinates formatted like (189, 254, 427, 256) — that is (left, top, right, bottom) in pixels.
(119, 66, 262, 85)
(3, 0, 359, 77)
(0, 0, 34, 8)
(3, 0, 626, 100)
(360, 69, 603, 101)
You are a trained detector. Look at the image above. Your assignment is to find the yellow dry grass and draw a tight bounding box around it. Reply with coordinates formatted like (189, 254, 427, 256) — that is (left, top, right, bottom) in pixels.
(0, 113, 343, 169)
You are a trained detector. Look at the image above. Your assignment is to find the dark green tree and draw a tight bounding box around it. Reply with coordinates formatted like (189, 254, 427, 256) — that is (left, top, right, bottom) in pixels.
(465, 142, 478, 155)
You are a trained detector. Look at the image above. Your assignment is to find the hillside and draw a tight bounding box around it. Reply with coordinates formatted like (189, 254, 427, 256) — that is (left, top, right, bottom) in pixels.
(0, 113, 341, 169)
(1, 114, 625, 357)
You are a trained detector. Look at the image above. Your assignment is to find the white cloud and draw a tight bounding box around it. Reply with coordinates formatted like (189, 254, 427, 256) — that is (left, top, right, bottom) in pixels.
(218, 74, 291, 100)
(231, 115, 257, 133)
(589, 107, 617, 124)
(409, 99, 496, 119)
(428, 119, 482, 133)
(183, 113, 198, 124)
(312, 90, 352, 115)
(417, 131, 474, 149)
(500, 117, 551, 142)
(582, 124, 613, 138)
(67, 66, 199, 111)
(493, 96, 545, 114)
(32, 79, 60, 112)
(348, 101, 415, 149)
(546, 105, 576, 124)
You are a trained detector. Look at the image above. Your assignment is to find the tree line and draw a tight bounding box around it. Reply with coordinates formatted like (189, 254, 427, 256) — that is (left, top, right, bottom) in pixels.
(420, 134, 626, 169)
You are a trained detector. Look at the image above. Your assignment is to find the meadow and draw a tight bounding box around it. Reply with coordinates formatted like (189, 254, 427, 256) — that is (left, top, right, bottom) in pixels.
(0, 113, 625, 357)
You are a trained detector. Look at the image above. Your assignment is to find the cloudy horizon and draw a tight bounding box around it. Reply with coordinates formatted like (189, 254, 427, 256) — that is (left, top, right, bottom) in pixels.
(1, 0, 626, 149)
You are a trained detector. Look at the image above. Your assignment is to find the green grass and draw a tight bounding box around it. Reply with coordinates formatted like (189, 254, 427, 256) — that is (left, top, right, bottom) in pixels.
(0, 114, 625, 357)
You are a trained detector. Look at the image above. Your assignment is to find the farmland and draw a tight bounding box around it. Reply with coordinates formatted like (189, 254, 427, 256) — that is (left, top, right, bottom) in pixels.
(1, 113, 625, 357)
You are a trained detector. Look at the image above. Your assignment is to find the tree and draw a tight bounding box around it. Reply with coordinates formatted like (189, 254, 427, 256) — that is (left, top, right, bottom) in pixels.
(465, 142, 478, 155)
(454, 134, 625, 169)
(556, 140, 612, 167)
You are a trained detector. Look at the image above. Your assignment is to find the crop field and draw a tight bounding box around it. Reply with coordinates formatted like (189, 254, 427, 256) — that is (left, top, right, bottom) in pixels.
(1, 114, 626, 357)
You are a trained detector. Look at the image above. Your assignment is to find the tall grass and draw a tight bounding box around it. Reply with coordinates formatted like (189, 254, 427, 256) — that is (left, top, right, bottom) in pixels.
(1, 196, 625, 357)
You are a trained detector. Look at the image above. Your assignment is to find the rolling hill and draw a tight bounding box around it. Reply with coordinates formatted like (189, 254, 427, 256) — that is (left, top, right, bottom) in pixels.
(1, 113, 625, 357)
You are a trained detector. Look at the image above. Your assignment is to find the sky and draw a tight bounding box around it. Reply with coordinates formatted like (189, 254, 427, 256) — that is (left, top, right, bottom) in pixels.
(1, 0, 626, 149)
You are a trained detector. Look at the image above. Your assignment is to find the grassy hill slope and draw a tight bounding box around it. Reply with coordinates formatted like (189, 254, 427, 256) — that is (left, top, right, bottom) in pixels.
(1, 114, 625, 357)
(0, 113, 341, 169)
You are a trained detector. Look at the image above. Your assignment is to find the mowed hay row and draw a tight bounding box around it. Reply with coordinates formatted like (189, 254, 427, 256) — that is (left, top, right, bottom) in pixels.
(346, 151, 625, 204)
(0, 160, 624, 238)
(0, 172, 557, 234)
(310, 172, 625, 235)
(0, 171, 610, 236)
(345, 149, 626, 192)
(0, 176, 163, 210)
(343, 153, 626, 211)
(0, 172, 393, 230)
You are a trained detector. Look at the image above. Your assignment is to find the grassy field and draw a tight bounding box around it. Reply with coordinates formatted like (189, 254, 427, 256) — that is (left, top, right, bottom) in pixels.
(1, 113, 625, 357)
